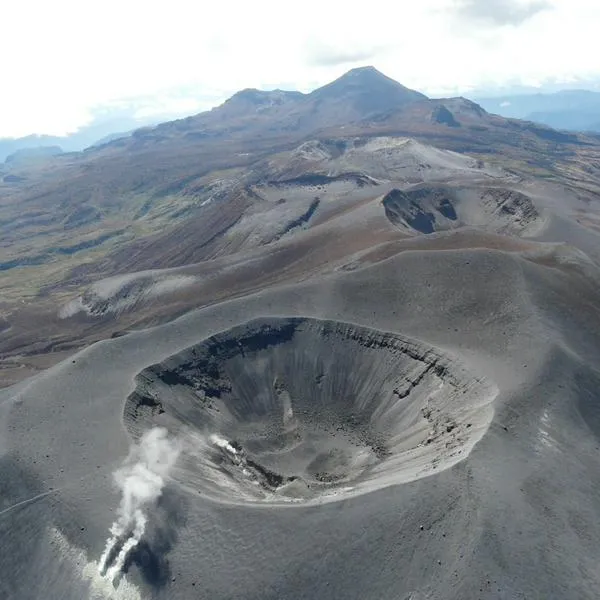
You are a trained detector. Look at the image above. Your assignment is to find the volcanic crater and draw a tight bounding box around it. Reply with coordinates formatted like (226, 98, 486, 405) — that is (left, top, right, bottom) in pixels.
(125, 318, 497, 504)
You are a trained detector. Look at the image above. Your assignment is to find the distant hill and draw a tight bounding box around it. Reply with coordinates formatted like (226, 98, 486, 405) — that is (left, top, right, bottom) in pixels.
(4, 145, 64, 167)
(97, 66, 583, 168)
(126, 66, 430, 149)
(0, 109, 178, 163)
(475, 90, 600, 132)
(0, 134, 64, 163)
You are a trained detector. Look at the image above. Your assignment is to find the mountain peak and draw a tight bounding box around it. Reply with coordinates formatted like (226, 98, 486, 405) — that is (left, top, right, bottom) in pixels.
(225, 88, 303, 106)
(318, 65, 419, 90)
(309, 66, 428, 115)
(218, 88, 304, 118)
(345, 65, 385, 76)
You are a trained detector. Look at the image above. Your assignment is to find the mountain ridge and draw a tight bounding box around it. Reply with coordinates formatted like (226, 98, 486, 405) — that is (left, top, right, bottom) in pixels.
(82, 66, 593, 168)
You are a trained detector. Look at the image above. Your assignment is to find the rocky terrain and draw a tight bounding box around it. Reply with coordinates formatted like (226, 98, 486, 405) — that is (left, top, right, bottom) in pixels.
(1, 67, 600, 600)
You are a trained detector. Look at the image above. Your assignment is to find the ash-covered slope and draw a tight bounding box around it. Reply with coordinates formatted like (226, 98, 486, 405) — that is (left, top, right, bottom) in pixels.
(3, 59, 600, 600)
(4, 130, 600, 367)
(2, 65, 600, 308)
(2, 242, 600, 599)
(258, 136, 495, 182)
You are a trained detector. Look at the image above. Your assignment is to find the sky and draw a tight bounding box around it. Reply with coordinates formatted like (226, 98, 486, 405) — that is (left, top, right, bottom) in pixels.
(1, 0, 599, 138)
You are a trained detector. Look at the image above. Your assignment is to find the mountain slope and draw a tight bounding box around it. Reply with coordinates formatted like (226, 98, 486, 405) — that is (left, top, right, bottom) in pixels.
(2, 66, 600, 600)
(1, 66, 600, 383)
(113, 66, 427, 148)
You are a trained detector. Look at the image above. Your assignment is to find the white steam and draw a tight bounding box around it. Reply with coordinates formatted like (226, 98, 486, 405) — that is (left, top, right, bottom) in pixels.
(210, 434, 240, 458)
(98, 428, 180, 581)
(209, 434, 249, 474)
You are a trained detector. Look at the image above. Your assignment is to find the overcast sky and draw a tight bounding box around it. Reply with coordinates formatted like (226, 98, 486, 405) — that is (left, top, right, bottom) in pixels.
(1, 0, 598, 137)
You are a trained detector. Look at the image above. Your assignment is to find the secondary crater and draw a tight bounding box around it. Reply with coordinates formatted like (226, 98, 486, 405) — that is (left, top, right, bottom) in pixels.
(124, 318, 496, 504)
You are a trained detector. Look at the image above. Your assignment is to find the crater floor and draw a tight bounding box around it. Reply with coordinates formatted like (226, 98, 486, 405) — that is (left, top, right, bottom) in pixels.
(125, 318, 496, 504)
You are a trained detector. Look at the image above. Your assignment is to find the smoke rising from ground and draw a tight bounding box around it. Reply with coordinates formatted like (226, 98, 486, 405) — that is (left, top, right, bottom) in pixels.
(98, 428, 180, 581)
(210, 434, 241, 458)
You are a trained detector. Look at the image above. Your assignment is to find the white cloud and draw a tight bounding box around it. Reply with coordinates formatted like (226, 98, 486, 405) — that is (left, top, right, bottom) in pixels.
(453, 0, 551, 25)
(304, 37, 389, 68)
(0, 0, 599, 137)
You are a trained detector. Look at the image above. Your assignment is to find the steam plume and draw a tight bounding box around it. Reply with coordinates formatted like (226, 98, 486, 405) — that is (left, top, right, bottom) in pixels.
(98, 428, 180, 580)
